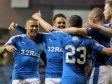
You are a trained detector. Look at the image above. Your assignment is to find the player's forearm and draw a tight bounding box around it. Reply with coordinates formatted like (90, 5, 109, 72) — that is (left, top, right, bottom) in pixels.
(102, 47, 112, 56)
(38, 18, 53, 32)
(96, 25, 112, 36)
(59, 27, 87, 35)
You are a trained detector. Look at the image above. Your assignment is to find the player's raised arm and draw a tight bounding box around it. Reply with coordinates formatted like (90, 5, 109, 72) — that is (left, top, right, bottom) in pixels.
(32, 11, 88, 36)
(32, 11, 53, 32)
(8, 22, 18, 30)
(8, 22, 26, 34)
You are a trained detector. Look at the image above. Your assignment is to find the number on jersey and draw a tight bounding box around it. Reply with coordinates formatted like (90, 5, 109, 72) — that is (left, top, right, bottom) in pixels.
(65, 45, 86, 65)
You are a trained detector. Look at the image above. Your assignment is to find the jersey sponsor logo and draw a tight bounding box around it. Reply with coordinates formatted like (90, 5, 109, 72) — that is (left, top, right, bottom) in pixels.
(21, 50, 38, 57)
(47, 47, 63, 52)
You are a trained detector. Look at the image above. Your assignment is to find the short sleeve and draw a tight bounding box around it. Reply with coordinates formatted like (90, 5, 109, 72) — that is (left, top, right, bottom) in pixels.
(89, 38, 104, 53)
(5, 36, 18, 46)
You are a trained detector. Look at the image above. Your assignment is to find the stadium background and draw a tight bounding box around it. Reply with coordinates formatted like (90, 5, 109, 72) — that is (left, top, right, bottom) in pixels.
(0, 0, 111, 84)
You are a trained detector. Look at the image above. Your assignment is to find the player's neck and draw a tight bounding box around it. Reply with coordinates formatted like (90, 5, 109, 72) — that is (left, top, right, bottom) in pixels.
(26, 34, 36, 41)
(106, 17, 112, 24)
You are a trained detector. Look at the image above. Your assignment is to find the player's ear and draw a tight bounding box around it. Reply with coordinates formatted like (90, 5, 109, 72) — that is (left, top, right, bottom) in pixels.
(53, 21, 56, 27)
(25, 25, 27, 29)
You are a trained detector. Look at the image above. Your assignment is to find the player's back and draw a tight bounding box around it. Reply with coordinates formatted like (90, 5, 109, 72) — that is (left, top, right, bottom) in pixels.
(61, 35, 103, 84)
(62, 35, 103, 77)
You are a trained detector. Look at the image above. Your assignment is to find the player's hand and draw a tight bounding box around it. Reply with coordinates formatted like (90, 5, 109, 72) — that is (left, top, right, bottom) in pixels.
(5, 45, 17, 53)
(32, 10, 41, 20)
(83, 23, 90, 28)
(83, 22, 98, 29)
(8, 22, 18, 30)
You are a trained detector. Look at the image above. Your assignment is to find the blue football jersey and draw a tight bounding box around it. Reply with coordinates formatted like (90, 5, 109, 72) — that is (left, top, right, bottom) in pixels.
(87, 24, 112, 66)
(6, 34, 44, 80)
(62, 35, 103, 77)
(36, 30, 68, 78)
(17, 26, 66, 78)
(42, 30, 70, 78)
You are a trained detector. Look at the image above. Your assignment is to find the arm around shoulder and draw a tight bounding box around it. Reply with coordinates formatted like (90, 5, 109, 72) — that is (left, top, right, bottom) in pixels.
(59, 27, 88, 36)
(102, 47, 112, 56)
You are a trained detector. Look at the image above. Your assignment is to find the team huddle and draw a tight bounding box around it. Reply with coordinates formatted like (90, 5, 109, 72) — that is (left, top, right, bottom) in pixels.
(0, 1, 112, 84)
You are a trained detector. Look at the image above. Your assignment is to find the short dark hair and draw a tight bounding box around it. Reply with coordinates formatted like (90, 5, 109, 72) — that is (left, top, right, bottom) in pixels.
(53, 13, 66, 22)
(25, 18, 38, 25)
(68, 15, 82, 27)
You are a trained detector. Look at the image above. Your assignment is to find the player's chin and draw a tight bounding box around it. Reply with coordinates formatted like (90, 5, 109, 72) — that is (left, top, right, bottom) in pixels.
(105, 16, 111, 21)
(59, 26, 65, 29)
(105, 17, 108, 21)
(31, 33, 37, 36)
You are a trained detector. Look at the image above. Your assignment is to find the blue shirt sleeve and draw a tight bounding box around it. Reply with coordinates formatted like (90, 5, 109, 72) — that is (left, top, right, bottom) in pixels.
(89, 38, 104, 53)
(86, 28, 96, 36)
(17, 25, 26, 34)
(52, 30, 68, 40)
(5, 36, 17, 46)
(104, 24, 112, 28)
(52, 30, 71, 47)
